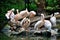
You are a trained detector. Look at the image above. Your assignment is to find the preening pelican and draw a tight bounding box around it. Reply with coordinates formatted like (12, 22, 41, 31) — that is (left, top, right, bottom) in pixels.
(20, 17, 30, 30)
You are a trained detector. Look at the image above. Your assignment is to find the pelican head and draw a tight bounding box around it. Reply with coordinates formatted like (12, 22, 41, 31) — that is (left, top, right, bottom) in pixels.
(29, 11, 36, 18)
(41, 14, 44, 16)
(11, 8, 15, 11)
(30, 11, 36, 15)
(41, 14, 44, 18)
(26, 8, 28, 11)
(16, 9, 19, 14)
(25, 8, 29, 14)
(50, 14, 53, 17)
(54, 12, 59, 16)
(16, 9, 19, 12)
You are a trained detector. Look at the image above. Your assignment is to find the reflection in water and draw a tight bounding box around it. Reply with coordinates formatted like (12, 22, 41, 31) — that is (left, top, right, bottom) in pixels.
(51, 36, 56, 40)
(11, 35, 60, 40)
(2, 19, 60, 40)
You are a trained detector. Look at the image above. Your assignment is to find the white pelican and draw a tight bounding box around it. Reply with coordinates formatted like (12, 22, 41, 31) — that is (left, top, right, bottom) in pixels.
(44, 20, 52, 31)
(14, 8, 29, 21)
(34, 14, 59, 36)
(50, 12, 59, 26)
(29, 11, 36, 18)
(5, 8, 15, 20)
(50, 14, 56, 26)
(34, 14, 52, 31)
(20, 17, 30, 30)
(14, 8, 36, 21)
(16, 9, 19, 14)
(6, 8, 36, 21)
(5, 8, 16, 25)
(54, 12, 59, 15)
(34, 14, 45, 30)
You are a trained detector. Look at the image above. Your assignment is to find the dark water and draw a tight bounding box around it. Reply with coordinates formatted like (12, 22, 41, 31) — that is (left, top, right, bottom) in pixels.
(11, 36, 60, 40)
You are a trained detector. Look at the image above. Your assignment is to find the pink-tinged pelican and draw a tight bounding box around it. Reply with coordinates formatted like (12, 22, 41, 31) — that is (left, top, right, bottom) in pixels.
(14, 8, 36, 21)
(34, 14, 52, 31)
(5, 8, 15, 20)
(34, 13, 58, 36)
(34, 14, 45, 30)
(20, 17, 30, 30)
(5, 8, 36, 21)
(14, 8, 29, 21)
(29, 11, 36, 18)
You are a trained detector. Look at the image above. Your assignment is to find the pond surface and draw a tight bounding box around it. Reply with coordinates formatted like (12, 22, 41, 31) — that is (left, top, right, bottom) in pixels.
(10, 19, 60, 40)
(2, 19, 60, 40)
(10, 36, 60, 40)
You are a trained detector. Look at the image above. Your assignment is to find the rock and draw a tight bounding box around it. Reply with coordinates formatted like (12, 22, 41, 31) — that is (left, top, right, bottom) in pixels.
(34, 32, 43, 36)
(58, 29, 60, 33)
(42, 31, 51, 37)
(51, 30, 58, 36)
(34, 30, 51, 37)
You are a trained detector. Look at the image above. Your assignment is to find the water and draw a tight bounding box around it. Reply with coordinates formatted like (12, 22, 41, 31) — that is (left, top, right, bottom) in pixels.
(10, 19, 60, 40)
(2, 19, 60, 40)
(11, 36, 60, 40)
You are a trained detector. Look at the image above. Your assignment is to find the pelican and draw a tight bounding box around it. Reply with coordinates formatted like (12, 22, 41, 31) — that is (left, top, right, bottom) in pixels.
(5, 8, 21, 31)
(14, 8, 29, 21)
(5, 8, 16, 25)
(6, 8, 36, 21)
(34, 14, 45, 30)
(20, 17, 30, 30)
(34, 14, 59, 36)
(44, 20, 52, 31)
(50, 14, 56, 27)
(29, 11, 36, 18)
(5, 8, 15, 20)
(50, 12, 59, 26)
(34, 14, 52, 31)
(16, 9, 19, 14)
(14, 8, 36, 21)
(54, 12, 59, 15)
(6, 8, 28, 21)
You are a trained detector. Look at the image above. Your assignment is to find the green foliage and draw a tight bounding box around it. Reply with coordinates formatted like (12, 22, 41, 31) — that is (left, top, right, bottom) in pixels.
(46, 0, 58, 7)
(45, 0, 59, 10)
(29, 3, 37, 11)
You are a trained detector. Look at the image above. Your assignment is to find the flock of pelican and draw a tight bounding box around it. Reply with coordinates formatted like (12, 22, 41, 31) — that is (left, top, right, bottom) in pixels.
(5, 8, 59, 36)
